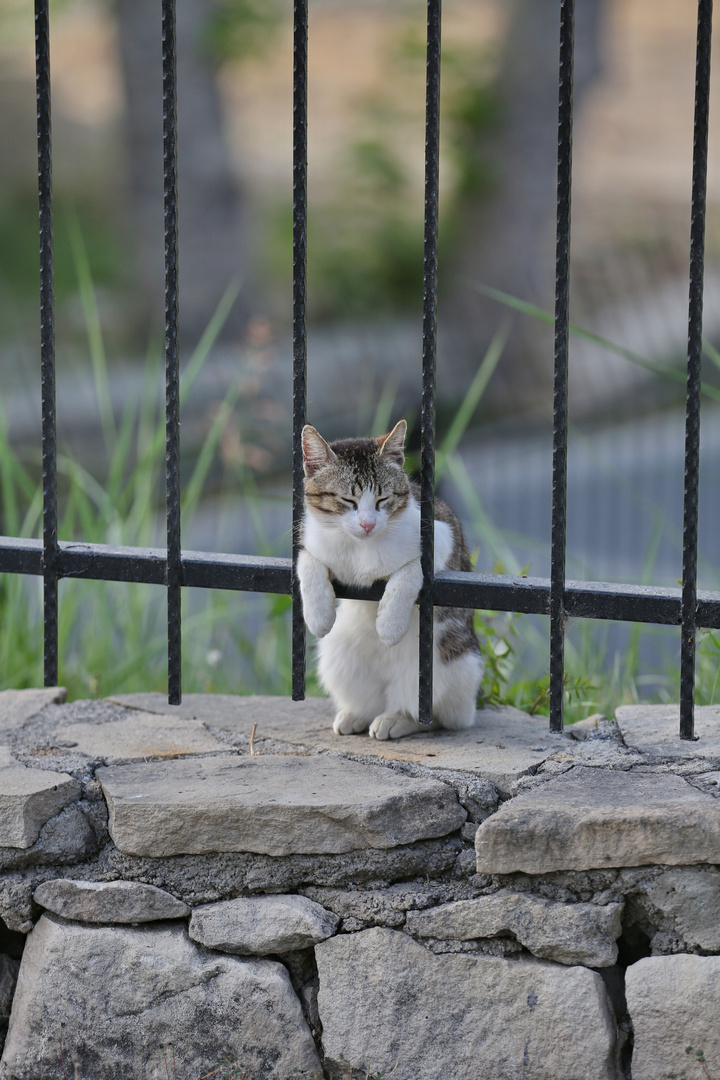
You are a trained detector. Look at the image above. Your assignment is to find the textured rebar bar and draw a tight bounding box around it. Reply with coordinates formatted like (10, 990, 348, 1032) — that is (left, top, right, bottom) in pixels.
(680, 0, 713, 740)
(418, 0, 442, 726)
(35, 0, 58, 688)
(163, 0, 181, 705)
(549, 0, 575, 733)
(291, 0, 308, 701)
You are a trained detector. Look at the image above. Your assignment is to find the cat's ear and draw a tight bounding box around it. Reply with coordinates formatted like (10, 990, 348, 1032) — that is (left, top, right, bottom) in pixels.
(379, 419, 407, 468)
(302, 425, 335, 476)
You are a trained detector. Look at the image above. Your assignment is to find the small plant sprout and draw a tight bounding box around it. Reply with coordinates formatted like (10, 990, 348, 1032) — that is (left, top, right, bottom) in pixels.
(686, 1046, 715, 1080)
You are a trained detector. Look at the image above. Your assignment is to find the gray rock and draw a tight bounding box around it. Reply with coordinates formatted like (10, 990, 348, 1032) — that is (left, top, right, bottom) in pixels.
(0, 689, 66, 738)
(566, 715, 619, 741)
(616, 704, 720, 760)
(1, 915, 321, 1080)
(0, 878, 34, 934)
(189, 894, 339, 954)
(302, 883, 459, 928)
(0, 750, 79, 849)
(110, 693, 570, 796)
(406, 891, 623, 967)
(58, 713, 226, 762)
(693, 770, 720, 792)
(626, 955, 720, 1080)
(421, 935, 523, 957)
(0, 803, 106, 874)
(33, 879, 190, 923)
(645, 868, 720, 950)
(0, 955, 19, 1054)
(97, 752, 466, 857)
(0, 955, 19, 1022)
(454, 848, 479, 877)
(315, 927, 618, 1080)
(476, 767, 720, 874)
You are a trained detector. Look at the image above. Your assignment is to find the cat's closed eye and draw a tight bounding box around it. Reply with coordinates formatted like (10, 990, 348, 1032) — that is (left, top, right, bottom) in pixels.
(340, 497, 358, 509)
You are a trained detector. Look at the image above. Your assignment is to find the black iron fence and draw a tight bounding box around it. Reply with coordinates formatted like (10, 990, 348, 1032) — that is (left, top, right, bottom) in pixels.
(0, 0, 716, 737)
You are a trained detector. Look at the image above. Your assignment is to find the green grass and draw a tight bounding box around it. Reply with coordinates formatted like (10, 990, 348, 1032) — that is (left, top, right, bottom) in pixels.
(0, 256, 302, 701)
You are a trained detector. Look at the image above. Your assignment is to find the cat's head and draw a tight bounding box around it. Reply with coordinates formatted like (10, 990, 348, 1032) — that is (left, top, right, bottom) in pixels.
(302, 419, 410, 539)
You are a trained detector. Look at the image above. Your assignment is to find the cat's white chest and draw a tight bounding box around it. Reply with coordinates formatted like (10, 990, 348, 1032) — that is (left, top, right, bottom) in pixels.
(303, 499, 453, 587)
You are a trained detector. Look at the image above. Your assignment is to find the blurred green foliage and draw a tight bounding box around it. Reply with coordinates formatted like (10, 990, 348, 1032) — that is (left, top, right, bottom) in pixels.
(203, 0, 284, 64)
(213, 3, 503, 322)
(0, 190, 128, 341)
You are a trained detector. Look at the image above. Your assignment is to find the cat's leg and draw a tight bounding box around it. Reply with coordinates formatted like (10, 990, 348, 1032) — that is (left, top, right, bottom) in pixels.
(368, 617, 432, 740)
(369, 619, 483, 739)
(317, 601, 386, 735)
(433, 649, 484, 730)
(297, 549, 336, 638)
(375, 558, 423, 646)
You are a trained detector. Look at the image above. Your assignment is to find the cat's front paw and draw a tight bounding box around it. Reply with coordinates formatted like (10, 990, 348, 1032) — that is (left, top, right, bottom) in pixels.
(333, 710, 372, 735)
(302, 591, 336, 638)
(375, 601, 413, 647)
(369, 712, 425, 740)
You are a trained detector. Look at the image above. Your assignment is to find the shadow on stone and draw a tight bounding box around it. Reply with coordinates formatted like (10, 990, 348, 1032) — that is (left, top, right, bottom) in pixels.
(603, 906, 654, 1079)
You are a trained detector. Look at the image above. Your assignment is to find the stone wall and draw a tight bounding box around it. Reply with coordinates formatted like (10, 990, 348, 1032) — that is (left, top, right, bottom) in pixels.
(2, 689, 720, 1079)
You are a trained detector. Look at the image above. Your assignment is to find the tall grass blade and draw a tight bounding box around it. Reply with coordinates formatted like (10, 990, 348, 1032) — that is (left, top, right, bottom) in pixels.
(66, 212, 117, 451)
(469, 279, 720, 403)
(435, 321, 508, 480)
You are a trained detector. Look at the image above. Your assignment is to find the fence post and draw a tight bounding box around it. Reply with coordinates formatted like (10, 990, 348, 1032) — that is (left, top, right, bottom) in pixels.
(291, 0, 308, 702)
(162, 0, 182, 705)
(418, 0, 442, 726)
(680, 0, 713, 740)
(35, 0, 59, 690)
(549, 0, 575, 733)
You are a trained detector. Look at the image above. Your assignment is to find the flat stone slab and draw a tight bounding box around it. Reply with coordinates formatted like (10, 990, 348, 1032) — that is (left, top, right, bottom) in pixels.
(616, 704, 720, 760)
(476, 767, 720, 874)
(406, 891, 623, 967)
(110, 693, 569, 795)
(315, 927, 618, 1080)
(189, 894, 339, 954)
(56, 713, 225, 762)
(626, 955, 720, 1080)
(33, 879, 190, 923)
(1, 915, 321, 1080)
(0, 748, 80, 849)
(97, 753, 466, 857)
(0, 688, 66, 737)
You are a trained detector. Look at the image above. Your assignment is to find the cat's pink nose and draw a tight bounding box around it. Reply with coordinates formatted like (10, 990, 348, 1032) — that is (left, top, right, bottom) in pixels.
(360, 520, 375, 534)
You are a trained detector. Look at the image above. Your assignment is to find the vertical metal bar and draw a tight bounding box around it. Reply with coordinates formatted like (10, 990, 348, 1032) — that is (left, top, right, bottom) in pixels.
(163, 0, 182, 705)
(549, 0, 575, 732)
(35, 0, 58, 688)
(680, 0, 713, 740)
(418, 0, 442, 726)
(291, 0, 308, 701)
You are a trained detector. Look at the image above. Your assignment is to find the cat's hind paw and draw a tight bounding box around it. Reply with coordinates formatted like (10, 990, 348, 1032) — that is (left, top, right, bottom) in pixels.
(369, 712, 425, 740)
(375, 603, 413, 647)
(333, 710, 372, 736)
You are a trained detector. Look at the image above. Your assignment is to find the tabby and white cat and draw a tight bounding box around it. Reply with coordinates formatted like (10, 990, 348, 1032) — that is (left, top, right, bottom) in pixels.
(298, 419, 483, 740)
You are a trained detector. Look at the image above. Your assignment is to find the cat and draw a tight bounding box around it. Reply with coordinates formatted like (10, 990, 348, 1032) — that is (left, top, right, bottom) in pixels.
(298, 418, 483, 740)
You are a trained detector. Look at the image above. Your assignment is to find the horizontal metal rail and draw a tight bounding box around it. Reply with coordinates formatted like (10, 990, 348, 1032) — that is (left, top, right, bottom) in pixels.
(4, 536, 720, 628)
